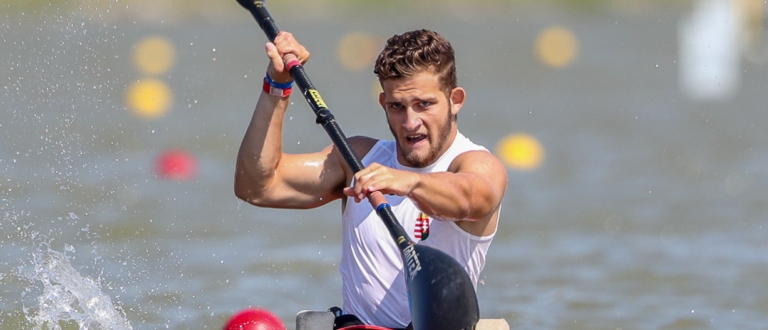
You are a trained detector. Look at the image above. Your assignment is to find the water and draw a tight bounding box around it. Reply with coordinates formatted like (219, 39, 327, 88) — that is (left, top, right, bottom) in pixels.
(3, 1, 768, 329)
(22, 241, 133, 330)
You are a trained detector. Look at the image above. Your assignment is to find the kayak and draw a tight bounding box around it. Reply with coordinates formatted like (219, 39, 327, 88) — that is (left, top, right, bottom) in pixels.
(295, 310, 510, 330)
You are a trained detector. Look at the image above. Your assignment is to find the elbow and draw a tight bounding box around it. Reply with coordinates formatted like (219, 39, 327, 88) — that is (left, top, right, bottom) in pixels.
(233, 168, 270, 206)
(233, 181, 253, 203)
(459, 192, 498, 221)
(234, 182, 273, 207)
(234, 179, 258, 204)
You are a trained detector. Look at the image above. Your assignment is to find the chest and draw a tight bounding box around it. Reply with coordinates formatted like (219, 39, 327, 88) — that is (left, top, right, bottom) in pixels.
(344, 195, 443, 243)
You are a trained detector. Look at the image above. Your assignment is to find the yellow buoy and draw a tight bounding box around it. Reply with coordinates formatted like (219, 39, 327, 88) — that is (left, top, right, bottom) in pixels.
(534, 26, 579, 68)
(496, 133, 545, 171)
(132, 36, 177, 75)
(125, 78, 173, 119)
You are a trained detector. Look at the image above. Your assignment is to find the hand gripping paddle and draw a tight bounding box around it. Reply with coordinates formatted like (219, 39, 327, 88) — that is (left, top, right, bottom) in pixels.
(235, 1, 480, 329)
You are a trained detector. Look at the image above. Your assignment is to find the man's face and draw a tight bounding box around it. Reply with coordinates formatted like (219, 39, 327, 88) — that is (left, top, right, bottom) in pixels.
(379, 71, 463, 168)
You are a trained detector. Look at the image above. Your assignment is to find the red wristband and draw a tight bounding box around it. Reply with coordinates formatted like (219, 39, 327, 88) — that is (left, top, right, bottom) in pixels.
(263, 77, 292, 97)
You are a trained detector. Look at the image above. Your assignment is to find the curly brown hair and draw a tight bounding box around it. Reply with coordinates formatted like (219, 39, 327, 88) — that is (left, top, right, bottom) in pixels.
(374, 29, 457, 96)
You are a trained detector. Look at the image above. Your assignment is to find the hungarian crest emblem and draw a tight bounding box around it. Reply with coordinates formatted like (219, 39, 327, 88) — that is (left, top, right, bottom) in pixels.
(414, 212, 430, 241)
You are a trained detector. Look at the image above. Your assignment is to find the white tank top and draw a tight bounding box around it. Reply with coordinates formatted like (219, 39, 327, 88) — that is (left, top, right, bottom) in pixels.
(340, 132, 498, 328)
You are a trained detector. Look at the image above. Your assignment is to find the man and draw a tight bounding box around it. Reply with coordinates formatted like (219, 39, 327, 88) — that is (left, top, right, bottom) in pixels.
(235, 29, 507, 329)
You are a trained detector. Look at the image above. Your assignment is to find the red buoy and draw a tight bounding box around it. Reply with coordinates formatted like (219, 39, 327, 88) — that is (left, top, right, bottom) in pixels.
(223, 308, 286, 330)
(155, 149, 196, 180)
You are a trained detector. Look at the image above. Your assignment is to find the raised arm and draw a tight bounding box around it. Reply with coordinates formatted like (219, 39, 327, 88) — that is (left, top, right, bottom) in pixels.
(234, 32, 347, 209)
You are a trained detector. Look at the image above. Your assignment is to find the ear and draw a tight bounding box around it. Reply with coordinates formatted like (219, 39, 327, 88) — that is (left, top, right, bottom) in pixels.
(449, 87, 466, 116)
(378, 92, 386, 109)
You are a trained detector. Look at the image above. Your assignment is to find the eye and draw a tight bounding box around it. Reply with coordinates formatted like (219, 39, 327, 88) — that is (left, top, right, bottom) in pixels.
(387, 103, 404, 111)
(419, 101, 432, 108)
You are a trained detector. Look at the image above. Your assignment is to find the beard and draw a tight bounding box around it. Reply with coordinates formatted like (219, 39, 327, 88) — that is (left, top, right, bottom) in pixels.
(389, 108, 454, 168)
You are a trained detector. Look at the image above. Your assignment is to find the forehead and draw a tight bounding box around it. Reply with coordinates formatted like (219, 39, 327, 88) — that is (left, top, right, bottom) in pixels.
(380, 71, 443, 98)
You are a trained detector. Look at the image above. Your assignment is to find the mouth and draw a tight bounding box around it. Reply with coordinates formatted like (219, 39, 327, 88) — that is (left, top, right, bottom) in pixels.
(405, 134, 427, 145)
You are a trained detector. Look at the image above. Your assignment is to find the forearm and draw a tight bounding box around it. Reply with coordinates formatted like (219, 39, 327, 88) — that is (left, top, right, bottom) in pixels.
(234, 90, 290, 199)
(408, 172, 498, 221)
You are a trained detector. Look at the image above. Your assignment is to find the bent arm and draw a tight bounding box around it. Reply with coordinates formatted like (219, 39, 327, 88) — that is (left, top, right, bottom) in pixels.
(234, 31, 350, 209)
(408, 151, 507, 221)
(347, 150, 507, 222)
(234, 89, 347, 209)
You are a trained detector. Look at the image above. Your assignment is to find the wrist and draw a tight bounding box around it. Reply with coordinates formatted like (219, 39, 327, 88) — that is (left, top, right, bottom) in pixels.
(265, 68, 293, 85)
(263, 73, 293, 98)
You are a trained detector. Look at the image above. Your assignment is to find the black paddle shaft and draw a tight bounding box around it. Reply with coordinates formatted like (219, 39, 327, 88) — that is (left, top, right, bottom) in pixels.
(236, 1, 480, 329)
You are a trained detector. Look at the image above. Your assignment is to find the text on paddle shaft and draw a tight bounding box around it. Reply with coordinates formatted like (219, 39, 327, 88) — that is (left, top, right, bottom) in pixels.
(308, 89, 328, 109)
(403, 245, 422, 280)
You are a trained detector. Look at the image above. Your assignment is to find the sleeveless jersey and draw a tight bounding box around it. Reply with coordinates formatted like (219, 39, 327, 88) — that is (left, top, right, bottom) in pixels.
(339, 132, 498, 328)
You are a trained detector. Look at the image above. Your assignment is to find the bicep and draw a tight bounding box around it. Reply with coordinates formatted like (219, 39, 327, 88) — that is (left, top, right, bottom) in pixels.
(254, 136, 376, 209)
(265, 145, 348, 209)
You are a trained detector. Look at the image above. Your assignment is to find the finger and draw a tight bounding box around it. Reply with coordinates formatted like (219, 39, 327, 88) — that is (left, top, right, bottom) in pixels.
(273, 32, 298, 59)
(353, 182, 367, 200)
(344, 183, 367, 202)
(265, 42, 285, 73)
(344, 187, 363, 203)
(355, 166, 379, 183)
(277, 34, 311, 67)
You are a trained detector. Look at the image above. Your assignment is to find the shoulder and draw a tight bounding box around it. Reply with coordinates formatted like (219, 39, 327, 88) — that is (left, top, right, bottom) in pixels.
(450, 150, 507, 180)
(347, 135, 380, 159)
(329, 136, 380, 177)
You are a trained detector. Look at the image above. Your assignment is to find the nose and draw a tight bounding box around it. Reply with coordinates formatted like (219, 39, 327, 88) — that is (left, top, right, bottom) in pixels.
(402, 108, 422, 131)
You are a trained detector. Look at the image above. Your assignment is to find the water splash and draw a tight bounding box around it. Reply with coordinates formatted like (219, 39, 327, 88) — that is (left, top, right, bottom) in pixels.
(23, 243, 133, 330)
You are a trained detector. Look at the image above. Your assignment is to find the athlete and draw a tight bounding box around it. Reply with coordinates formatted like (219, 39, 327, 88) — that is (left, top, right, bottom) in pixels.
(235, 29, 508, 329)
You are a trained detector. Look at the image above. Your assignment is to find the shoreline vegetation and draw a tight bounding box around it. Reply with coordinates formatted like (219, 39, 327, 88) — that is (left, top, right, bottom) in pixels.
(4, 0, 693, 24)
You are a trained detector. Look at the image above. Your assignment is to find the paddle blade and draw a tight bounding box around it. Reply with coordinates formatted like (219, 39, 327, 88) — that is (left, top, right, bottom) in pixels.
(405, 244, 479, 330)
